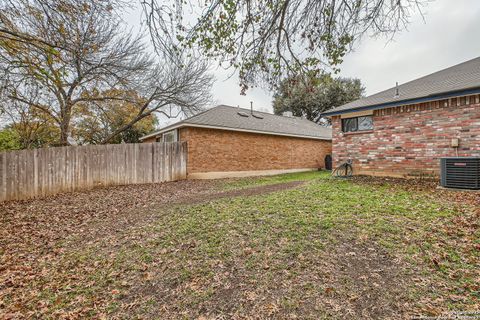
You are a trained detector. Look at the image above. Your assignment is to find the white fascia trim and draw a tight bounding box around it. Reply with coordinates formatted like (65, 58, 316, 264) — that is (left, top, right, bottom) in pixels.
(140, 123, 331, 141)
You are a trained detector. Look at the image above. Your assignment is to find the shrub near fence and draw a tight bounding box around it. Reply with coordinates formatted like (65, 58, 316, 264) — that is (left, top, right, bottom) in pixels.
(0, 142, 187, 202)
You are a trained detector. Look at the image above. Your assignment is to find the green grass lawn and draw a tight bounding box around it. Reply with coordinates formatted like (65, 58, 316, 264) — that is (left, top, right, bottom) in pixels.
(219, 170, 322, 190)
(5, 172, 479, 319)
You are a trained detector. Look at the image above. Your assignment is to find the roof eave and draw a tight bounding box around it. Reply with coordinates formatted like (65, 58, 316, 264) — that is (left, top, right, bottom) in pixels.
(322, 87, 480, 117)
(139, 122, 185, 140)
(140, 123, 332, 141)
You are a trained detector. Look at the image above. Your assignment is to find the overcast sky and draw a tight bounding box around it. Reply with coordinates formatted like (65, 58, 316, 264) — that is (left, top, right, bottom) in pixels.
(125, 0, 480, 116)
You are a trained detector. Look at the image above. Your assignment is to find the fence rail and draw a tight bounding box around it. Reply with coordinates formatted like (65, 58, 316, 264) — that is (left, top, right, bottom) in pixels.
(0, 142, 187, 202)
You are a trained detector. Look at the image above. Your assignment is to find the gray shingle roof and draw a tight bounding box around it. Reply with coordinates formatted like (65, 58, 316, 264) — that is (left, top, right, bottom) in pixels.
(324, 56, 480, 115)
(141, 105, 332, 140)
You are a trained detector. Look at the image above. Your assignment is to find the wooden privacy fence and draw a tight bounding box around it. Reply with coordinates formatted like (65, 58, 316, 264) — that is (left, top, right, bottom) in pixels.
(0, 142, 187, 202)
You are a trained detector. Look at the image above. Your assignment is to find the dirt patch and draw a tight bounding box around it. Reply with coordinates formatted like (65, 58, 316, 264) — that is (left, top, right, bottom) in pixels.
(118, 236, 412, 320)
(319, 239, 412, 319)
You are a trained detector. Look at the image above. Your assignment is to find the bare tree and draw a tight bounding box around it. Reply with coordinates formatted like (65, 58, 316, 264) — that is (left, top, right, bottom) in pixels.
(99, 58, 213, 143)
(142, 0, 430, 93)
(0, 0, 150, 145)
(0, 0, 119, 49)
(0, 0, 213, 146)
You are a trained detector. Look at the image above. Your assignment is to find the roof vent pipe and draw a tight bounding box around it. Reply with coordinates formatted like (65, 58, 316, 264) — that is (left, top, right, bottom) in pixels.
(394, 82, 400, 98)
(250, 101, 253, 115)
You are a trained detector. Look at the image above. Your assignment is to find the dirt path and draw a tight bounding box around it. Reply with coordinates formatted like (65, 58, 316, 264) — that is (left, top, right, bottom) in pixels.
(179, 180, 305, 204)
(72, 180, 306, 247)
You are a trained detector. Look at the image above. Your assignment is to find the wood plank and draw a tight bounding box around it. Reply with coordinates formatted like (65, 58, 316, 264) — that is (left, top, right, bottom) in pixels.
(0, 142, 188, 202)
(1, 153, 6, 201)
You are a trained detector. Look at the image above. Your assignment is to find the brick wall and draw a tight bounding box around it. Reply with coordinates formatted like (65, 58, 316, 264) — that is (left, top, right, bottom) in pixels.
(180, 127, 332, 174)
(332, 95, 480, 177)
(142, 136, 157, 143)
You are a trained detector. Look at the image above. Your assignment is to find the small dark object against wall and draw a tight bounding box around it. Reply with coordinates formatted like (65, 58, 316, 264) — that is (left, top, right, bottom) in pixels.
(325, 155, 332, 170)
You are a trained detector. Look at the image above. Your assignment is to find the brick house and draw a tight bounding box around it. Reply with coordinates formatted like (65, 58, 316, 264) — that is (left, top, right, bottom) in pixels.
(322, 56, 480, 178)
(141, 105, 332, 178)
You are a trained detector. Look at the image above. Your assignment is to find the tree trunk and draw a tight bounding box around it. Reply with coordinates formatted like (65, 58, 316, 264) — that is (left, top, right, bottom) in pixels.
(59, 109, 71, 146)
(59, 124, 69, 145)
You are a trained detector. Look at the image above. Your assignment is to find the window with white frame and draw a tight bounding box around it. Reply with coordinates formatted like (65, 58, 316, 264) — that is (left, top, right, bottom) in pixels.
(162, 130, 177, 142)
